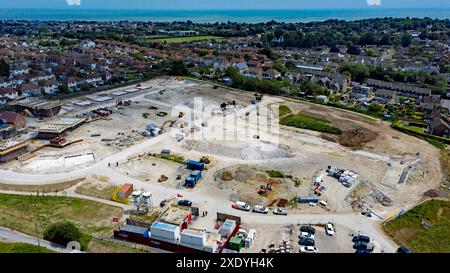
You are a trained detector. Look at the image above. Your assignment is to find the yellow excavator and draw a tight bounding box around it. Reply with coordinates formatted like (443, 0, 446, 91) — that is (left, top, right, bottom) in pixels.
(161, 120, 175, 129)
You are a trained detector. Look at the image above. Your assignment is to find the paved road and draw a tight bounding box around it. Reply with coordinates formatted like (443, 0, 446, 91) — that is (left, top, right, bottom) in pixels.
(0, 227, 82, 253)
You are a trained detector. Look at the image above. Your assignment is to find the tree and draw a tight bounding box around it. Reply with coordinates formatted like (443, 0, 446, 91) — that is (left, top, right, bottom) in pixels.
(44, 222, 82, 248)
(401, 33, 413, 47)
(260, 46, 273, 59)
(346, 45, 361, 55)
(0, 59, 10, 77)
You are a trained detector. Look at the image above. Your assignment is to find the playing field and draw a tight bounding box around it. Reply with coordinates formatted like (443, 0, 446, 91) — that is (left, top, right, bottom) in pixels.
(385, 199, 450, 252)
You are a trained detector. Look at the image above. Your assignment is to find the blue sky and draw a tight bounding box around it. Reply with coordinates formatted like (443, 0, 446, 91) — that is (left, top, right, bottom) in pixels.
(1, 0, 450, 10)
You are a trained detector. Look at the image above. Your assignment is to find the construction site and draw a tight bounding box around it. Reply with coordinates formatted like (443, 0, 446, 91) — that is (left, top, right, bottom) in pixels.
(0, 77, 443, 253)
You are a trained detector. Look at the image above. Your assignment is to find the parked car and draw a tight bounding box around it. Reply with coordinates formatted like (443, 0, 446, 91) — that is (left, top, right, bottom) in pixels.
(273, 208, 288, 215)
(352, 235, 370, 243)
(325, 223, 335, 236)
(396, 246, 412, 253)
(300, 225, 316, 235)
(355, 249, 371, 254)
(299, 232, 315, 241)
(298, 237, 315, 246)
(177, 200, 192, 207)
(253, 205, 269, 214)
(235, 201, 251, 211)
(300, 246, 318, 253)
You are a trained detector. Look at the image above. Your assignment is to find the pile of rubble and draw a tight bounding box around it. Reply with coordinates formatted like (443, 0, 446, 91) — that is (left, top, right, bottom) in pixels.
(369, 190, 393, 206)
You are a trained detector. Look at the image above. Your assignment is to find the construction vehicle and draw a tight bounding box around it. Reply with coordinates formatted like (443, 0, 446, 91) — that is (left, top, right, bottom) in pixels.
(258, 182, 273, 196)
(200, 156, 212, 164)
(161, 120, 175, 129)
(255, 93, 263, 101)
(158, 175, 169, 183)
(178, 112, 184, 118)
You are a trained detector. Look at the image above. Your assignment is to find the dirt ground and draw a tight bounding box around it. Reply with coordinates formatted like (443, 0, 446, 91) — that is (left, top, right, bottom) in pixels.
(214, 165, 300, 206)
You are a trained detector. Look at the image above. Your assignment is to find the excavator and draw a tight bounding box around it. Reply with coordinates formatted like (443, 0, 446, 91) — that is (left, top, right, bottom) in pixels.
(258, 182, 273, 196)
(161, 120, 175, 129)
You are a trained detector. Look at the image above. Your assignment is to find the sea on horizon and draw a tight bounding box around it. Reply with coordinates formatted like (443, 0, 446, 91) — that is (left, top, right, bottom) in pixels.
(0, 8, 449, 23)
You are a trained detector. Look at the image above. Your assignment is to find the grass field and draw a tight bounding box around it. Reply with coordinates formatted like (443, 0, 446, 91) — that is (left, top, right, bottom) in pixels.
(0, 242, 55, 253)
(280, 112, 342, 135)
(278, 105, 292, 117)
(0, 194, 123, 238)
(385, 199, 450, 252)
(149, 35, 222, 43)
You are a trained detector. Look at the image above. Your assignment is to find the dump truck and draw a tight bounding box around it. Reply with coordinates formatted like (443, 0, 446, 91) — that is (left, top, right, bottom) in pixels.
(185, 171, 202, 188)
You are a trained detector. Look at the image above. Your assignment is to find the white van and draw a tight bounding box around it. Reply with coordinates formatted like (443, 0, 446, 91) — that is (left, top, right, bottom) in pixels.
(253, 205, 269, 214)
(236, 201, 251, 211)
(319, 200, 328, 207)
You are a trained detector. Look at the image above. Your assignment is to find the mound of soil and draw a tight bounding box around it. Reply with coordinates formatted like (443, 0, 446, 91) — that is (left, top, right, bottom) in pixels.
(338, 128, 378, 148)
(221, 171, 234, 181)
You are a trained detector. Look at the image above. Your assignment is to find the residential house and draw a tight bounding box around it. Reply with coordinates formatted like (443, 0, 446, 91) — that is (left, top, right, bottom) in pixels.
(350, 84, 373, 100)
(0, 87, 19, 104)
(428, 115, 450, 138)
(366, 79, 431, 99)
(42, 79, 61, 95)
(374, 89, 397, 104)
(233, 63, 249, 74)
(0, 111, 27, 130)
(67, 77, 85, 91)
(20, 83, 41, 97)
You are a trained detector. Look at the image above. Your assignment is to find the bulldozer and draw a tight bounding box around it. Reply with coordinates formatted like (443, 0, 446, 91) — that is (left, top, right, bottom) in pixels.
(158, 175, 168, 183)
(200, 156, 212, 164)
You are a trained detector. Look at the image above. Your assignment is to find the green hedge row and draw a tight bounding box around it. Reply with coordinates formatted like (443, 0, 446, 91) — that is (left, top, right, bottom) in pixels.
(280, 113, 342, 135)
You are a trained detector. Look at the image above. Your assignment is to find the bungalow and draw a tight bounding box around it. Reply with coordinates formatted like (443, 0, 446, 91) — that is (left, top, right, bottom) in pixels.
(374, 89, 397, 104)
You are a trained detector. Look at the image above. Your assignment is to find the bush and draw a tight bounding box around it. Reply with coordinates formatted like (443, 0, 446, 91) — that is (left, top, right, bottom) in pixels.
(43, 221, 83, 249)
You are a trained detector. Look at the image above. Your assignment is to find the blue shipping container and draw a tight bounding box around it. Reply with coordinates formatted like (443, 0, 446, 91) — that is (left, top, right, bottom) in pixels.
(187, 160, 204, 171)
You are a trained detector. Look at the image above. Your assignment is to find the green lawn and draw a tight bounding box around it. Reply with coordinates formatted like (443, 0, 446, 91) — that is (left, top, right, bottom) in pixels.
(385, 199, 450, 252)
(149, 35, 222, 43)
(0, 194, 123, 238)
(278, 105, 292, 117)
(280, 112, 342, 135)
(0, 242, 55, 253)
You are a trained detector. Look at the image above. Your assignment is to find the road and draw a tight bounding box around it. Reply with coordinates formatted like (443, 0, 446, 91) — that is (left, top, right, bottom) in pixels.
(0, 227, 82, 253)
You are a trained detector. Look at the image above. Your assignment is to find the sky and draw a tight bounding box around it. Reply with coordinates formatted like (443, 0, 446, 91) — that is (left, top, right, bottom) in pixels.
(1, 0, 449, 10)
